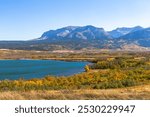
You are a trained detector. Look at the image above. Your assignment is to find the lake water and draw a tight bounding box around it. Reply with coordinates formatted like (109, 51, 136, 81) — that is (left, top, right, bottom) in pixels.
(0, 60, 89, 80)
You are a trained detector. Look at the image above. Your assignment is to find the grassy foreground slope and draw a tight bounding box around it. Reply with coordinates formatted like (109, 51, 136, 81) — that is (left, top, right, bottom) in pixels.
(0, 84, 150, 100)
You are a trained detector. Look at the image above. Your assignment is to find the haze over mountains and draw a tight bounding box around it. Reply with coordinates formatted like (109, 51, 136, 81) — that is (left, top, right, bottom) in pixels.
(0, 25, 150, 51)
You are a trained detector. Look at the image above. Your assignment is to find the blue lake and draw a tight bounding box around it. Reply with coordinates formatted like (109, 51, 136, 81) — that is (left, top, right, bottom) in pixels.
(0, 60, 89, 80)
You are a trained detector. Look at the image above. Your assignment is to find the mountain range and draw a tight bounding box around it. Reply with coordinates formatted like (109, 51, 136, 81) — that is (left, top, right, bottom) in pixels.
(0, 25, 150, 51)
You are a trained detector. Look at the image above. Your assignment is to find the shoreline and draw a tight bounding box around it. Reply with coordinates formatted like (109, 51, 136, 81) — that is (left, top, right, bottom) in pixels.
(0, 58, 94, 62)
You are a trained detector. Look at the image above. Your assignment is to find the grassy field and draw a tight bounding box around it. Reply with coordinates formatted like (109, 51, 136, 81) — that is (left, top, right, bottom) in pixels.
(0, 84, 150, 100)
(0, 49, 148, 61)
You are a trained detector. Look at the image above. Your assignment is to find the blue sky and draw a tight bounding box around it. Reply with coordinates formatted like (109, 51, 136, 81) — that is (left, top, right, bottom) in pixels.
(0, 0, 150, 40)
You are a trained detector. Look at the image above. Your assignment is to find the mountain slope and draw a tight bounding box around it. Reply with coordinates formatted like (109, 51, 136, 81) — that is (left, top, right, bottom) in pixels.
(118, 28, 150, 47)
(108, 26, 143, 38)
(40, 26, 79, 41)
(38, 25, 112, 41)
(119, 28, 150, 39)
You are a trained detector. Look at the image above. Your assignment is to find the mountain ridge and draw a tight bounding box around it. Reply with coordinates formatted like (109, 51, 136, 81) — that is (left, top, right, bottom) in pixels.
(108, 26, 143, 38)
(0, 25, 150, 51)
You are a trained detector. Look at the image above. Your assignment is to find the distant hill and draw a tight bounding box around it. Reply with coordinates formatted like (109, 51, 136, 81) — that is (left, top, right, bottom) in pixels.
(0, 25, 150, 51)
(108, 26, 143, 38)
(118, 28, 150, 47)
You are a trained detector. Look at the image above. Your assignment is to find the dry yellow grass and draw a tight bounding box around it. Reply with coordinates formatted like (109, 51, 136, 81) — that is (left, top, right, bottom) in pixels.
(0, 84, 150, 100)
